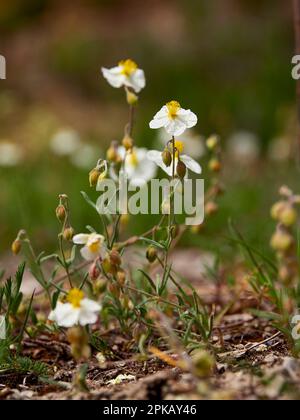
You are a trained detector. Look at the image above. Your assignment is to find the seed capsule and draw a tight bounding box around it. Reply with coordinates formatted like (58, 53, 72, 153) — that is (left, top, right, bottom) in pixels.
(176, 160, 187, 178)
(162, 149, 172, 167)
(279, 206, 297, 227)
(89, 168, 101, 187)
(106, 146, 118, 162)
(270, 231, 293, 252)
(11, 239, 22, 255)
(56, 205, 66, 222)
(208, 158, 221, 173)
(122, 135, 133, 151)
(63, 227, 75, 241)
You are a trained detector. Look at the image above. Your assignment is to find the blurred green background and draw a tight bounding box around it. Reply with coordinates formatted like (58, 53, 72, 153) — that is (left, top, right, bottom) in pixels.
(0, 0, 298, 259)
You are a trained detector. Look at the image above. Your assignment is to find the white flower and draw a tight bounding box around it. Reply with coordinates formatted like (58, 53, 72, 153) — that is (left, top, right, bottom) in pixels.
(102, 59, 145, 93)
(73, 232, 107, 261)
(49, 289, 101, 328)
(158, 129, 205, 160)
(0, 142, 22, 167)
(147, 140, 201, 177)
(71, 144, 101, 169)
(110, 146, 157, 187)
(227, 131, 260, 164)
(50, 128, 81, 156)
(149, 101, 197, 136)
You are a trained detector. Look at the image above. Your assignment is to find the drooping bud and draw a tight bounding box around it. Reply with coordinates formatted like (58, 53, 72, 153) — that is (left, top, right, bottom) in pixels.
(176, 160, 187, 179)
(208, 158, 221, 173)
(89, 168, 101, 187)
(162, 148, 172, 167)
(56, 204, 66, 222)
(122, 135, 134, 151)
(63, 227, 75, 241)
(146, 246, 157, 263)
(11, 239, 22, 255)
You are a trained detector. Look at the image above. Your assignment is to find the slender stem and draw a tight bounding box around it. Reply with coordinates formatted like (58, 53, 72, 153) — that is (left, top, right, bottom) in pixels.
(58, 234, 73, 289)
(293, 0, 300, 165)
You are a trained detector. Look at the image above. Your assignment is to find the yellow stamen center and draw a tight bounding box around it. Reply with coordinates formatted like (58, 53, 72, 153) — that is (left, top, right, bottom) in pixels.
(167, 101, 181, 119)
(88, 240, 101, 253)
(173, 140, 184, 158)
(119, 59, 138, 77)
(127, 150, 139, 167)
(67, 288, 84, 308)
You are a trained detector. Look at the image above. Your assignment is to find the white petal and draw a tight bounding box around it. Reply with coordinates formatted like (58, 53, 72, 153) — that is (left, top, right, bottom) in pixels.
(127, 69, 146, 93)
(165, 119, 187, 136)
(177, 109, 198, 129)
(147, 150, 172, 176)
(149, 106, 169, 130)
(78, 310, 98, 326)
(73, 234, 90, 245)
(54, 304, 80, 328)
(81, 298, 101, 312)
(181, 155, 202, 174)
(80, 245, 97, 261)
(102, 67, 125, 88)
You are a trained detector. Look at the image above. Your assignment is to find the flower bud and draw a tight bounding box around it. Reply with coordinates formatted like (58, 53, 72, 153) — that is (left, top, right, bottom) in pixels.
(126, 88, 138, 106)
(278, 265, 293, 285)
(279, 206, 297, 227)
(89, 262, 100, 281)
(108, 282, 121, 299)
(56, 205, 66, 222)
(122, 135, 133, 151)
(109, 249, 122, 267)
(209, 158, 221, 172)
(106, 146, 118, 162)
(93, 278, 107, 295)
(270, 231, 293, 252)
(116, 269, 126, 286)
(206, 135, 219, 151)
(11, 239, 22, 255)
(270, 201, 286, 220)
(176, 160, 187, 179)
(120, 213, 130, 226)
(146, 246, 157, 263)
(162, 149, 172, 167)
(63, 227, 75, 241)
(89, 168, 101, 187)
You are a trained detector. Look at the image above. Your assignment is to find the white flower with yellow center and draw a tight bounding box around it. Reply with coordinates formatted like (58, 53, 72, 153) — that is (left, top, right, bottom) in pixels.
(102, 59, 146, 93)
(49, 288, 101, 328)
(73, 232, 107, 261)
(147, 140, 201, 177)
(149, 101, 197, 136)
(110, 146, 157, 187)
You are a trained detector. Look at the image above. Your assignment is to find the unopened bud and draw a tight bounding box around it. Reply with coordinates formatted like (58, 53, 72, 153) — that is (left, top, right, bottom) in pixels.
(109, 249, 122, 267)
(63, 227, 75, 241)
(93, 278, 107, 295)
(209, 158, 221, 172)
(11, 239, 22, 255)
(122, 135, 133, 151)
(108, 282, 121, 299)
(146, 246, 157, 263)
(89, 168, 101, 187)
(162, 149, 172, 167)
(89, 262, 100, 281)
(106, 146, 118, 162)
(270, 230, 293, 252)
(206, 135, 219, 151)
(176, 160, 187, 179)
(279, 206, 297, 227)
(56, 205, 66, 222)
(116, 270, 126, 286)
(270, 201, 286, 221)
